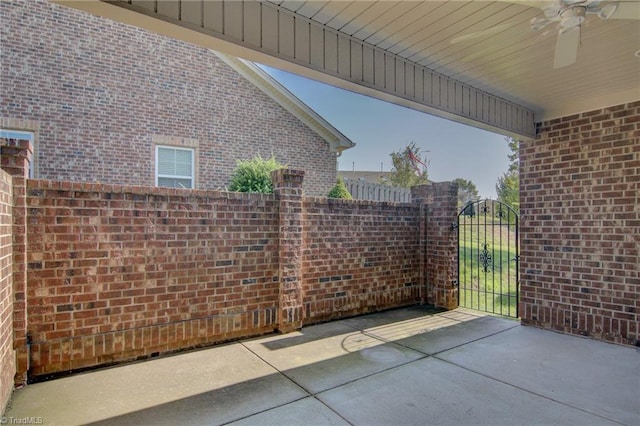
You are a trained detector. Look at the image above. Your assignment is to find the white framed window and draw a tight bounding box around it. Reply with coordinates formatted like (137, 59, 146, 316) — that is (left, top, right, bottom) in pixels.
(0, 129, 35, 178)
(155, 145, 194, 189)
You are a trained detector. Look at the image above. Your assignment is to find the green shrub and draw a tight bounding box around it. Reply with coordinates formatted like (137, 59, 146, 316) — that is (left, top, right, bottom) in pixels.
(327, 176, 352, 199)
(229, 155, 284, 194)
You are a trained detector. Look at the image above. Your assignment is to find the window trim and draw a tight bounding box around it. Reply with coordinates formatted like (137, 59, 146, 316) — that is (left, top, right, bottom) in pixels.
(155, 145, 195, 189)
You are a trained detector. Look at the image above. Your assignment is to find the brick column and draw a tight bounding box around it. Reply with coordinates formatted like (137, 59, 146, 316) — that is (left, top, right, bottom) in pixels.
(0, 170, 14, 412)
(411, 185, 429, 305)
(1, 139, 32, 179)
(0, 138, 32, 385)
(272, 169, 305, 333)
(412, 182, 459, 309)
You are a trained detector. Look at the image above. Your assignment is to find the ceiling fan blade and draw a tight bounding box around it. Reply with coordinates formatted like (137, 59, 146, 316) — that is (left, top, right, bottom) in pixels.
(553, 26, 580, 68)
(491, 0, 553, 8)
(600, 1, 640, 19)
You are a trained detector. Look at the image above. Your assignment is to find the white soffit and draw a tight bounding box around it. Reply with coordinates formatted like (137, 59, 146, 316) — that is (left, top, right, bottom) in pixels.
(54, 1, 640, 138)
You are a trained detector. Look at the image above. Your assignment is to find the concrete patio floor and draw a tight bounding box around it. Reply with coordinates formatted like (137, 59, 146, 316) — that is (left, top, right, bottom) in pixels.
(3, 307, 639, 426)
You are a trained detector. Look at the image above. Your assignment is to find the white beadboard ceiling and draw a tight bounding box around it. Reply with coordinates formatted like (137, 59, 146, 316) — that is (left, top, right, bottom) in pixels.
(269, 0, 640, 121)
(56, 0, 640, 138)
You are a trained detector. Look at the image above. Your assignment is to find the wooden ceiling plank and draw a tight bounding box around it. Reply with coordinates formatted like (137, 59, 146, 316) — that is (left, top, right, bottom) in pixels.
(365, 3, 435, 46)
(339, 1, 397, 36)
(311, 0, 354, 25)
(451, 19, 636, 86)
(400, 2, 512, 65)
(324, 1, 376, 31)
(351, 2, 416, 41)
(415, 6, 536, 67)
(277, 0, 306, 12)
(371, 1, 449, 50)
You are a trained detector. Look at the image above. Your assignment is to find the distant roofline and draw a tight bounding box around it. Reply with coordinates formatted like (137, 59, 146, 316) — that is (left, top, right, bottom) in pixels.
(339, 170, 432, 186)
(339, 170, 393, 184)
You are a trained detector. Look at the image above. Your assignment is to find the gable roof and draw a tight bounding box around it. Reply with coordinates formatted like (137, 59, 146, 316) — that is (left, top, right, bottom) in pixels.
(214, 52, 355, 155)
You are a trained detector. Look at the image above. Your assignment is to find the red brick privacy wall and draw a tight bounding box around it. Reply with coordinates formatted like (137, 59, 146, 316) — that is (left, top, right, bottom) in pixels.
(520, 101, 639, 346)
(14, 177, 458, 379)
(24, 180, 280, 377)
(0, 171, 14, 413)
(302, 199, 422, 323)
(0, 139, 459, 381)
(1, 139, 31, 386)
(0, 0, 337, 196)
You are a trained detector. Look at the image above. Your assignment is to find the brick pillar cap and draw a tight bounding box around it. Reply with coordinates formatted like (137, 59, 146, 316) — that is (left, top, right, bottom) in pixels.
(272, 168, 305, 177)
(272, 168, 305, 189)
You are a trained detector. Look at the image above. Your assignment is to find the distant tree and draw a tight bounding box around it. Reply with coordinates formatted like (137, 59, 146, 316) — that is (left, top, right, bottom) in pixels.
(496, 172, 519, 212)
(496, 137, 520, 213)
(387, 142, 429, 188)
(506, 136, 519, 173)
(453, 178, 480, 212)
(327, 176, 352, 199)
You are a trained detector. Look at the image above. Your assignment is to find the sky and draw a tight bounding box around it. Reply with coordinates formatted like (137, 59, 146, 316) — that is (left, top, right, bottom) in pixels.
(261, 66, 511, 199)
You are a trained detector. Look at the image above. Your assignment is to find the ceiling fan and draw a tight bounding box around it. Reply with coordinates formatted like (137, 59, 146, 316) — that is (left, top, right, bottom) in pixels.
(524, 1, 640, 68)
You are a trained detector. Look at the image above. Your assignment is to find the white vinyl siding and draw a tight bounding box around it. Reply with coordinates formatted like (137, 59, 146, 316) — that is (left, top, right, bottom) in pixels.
(156, 145, 194, 189)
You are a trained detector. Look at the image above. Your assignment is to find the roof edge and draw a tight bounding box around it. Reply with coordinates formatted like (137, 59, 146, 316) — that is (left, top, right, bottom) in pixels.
(213, 51, 355, 154)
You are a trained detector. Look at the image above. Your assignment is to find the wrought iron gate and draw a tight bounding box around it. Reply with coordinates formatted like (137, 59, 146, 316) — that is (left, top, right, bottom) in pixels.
(457, 200, 519, 318)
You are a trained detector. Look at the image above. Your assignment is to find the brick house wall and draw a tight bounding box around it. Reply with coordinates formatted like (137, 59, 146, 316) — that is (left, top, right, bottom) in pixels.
(0, 170, 14, 414)
(0, 0, 338, 197)
(520, 101, 639, 346)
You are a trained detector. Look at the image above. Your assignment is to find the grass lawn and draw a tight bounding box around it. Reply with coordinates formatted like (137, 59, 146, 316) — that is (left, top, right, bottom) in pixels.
(457, 203, 519, 318)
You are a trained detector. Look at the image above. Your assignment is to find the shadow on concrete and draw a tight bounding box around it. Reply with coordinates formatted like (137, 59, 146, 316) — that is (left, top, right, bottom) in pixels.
(259, 305, 445, 351)
(6, 308, 639, 426)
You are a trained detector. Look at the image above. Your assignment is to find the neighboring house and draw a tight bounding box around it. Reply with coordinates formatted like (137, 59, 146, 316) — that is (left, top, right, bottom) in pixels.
(0, 0, 354, 196)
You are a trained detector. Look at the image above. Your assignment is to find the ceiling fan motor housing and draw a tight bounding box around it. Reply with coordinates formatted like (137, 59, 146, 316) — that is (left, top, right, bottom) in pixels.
(560, 6, 587, 27)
